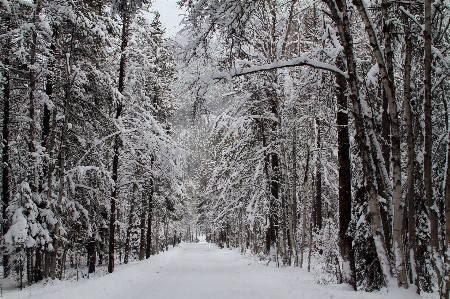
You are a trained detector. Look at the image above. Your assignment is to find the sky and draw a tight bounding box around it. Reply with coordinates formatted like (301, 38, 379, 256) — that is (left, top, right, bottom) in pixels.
(151, 0, 186, 37)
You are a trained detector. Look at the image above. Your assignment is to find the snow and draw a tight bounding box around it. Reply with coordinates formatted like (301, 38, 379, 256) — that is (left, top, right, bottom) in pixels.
(4, 208, 30, 247)
(5, 239, 425, 299)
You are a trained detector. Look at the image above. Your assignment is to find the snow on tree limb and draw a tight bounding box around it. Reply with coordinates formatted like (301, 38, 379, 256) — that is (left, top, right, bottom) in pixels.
(200, 56, 348, 83)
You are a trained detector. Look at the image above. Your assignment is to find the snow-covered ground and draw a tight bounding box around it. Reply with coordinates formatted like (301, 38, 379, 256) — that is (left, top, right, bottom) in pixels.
(5, 238, 427, 299)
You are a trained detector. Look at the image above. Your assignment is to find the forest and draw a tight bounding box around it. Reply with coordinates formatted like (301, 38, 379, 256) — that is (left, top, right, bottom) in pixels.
(1, 0, 450, 298)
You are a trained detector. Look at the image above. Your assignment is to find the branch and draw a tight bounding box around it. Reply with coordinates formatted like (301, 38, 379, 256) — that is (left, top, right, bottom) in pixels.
(200, 56, 348, 83)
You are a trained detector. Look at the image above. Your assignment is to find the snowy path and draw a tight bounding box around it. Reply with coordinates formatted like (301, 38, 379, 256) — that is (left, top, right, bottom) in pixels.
(8, 241, 423, 299)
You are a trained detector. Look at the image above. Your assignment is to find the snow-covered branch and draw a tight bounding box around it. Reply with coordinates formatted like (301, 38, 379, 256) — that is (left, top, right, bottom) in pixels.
(200, 56, 348, 83)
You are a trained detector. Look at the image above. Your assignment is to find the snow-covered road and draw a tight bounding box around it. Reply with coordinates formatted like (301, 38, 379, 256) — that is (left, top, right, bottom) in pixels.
(8, 241, 424, 299)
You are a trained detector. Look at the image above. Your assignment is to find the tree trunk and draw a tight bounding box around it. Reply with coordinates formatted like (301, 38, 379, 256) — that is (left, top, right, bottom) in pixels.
(379, 0, 393, 263)
(402, 12, 418, 290)
(50, 85, 70, 279)
(34, 249, 42, 282)
(124, 184, 137, 264)
(39, 29, 57, 282)
(27, 248, 33, 285)
(45, 108, 57, 278)
(2, 13, 11, 279)
(28, 0, 42, 198)
(59, 246, 67, 280)
(300, 129, 311, 268)
(109, 15, 129, 274)
(146, 177, 154, 259)
(88, 236, 96, 274)
(289, 119, 299, 267)
(51, 23, 73, 281)
(44, 250, 50, 278)
(445, 93, 450, 298)
(308, 189, 314, 272)
(423, 0, 441, 294)
(139, 197, 146, 260)
(315, 118, 322, 231)
(264, 94, 280, 256)
(164, 218, 169, 252)
(335, 56, 356, 289)
(88, 197, 96, 274)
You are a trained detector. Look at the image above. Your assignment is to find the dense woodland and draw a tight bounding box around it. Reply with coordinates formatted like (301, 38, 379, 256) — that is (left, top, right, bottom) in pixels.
(1, 0, 450, 298)
(0, 0, 191, 287)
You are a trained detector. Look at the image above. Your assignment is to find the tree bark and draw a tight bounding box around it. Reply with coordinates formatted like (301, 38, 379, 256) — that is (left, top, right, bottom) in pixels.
(139, 197, 146, 260)
(88, 236, 96, 274)
(2, 13, 11, 279)
(335, 56, 356, 290)
(88, 200, 96, 274)
(146, 177, 154, 259)
(109, 14, 129, 274)
(402, 12, 418, 290)
(423, 0, 441, 294)
(264, 95, 280, 256)
(124, 184, 137, 264)
(445, 90, 450, 298)
(28, 0, 42, 197)
(379, 0, 393, 263)
(300, 128, 311, 268)
(34, 249, 42, 282)
(289, 118, 299, 267)
(315, 118, 322, 231)
(50, 82, 70, 280)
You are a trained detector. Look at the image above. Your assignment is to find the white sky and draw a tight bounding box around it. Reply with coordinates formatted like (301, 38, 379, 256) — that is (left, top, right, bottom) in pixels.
(151, 0, 186, 37)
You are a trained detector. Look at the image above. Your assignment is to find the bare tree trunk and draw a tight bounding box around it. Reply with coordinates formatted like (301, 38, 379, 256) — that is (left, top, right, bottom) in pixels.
(315, 118, 322, 231)
(423, 0, 441, 294)
(109, 15, 129, 274)
(164, 217, 169, 252)
(44, 251, 50, 278)
(335, 56, 356, 289)
(402, 12, 418, 290)
(28, 0, 42, 197)
(146, 177, 154, 258)
(445, 91, 450, 298)
(155, 214, 160, 253)
(379, 0, 393, 262)
(289, 121, 299, 267)
(124, 184, 137, 264)
(34, 249, 42, 282)
(45, 108, 57, 278)
(50, 84, 70, 279)
(2, 13, 11, 279)
(88, 235, 96, 274)
(139, 197, 146, 260)
(308, 190, 314, 272)
(50, 35, 73, 277)
(36, 29, 57, 283)
(26, 4, 41, 282)
(300, 129, 311, 268)
(59, 246, 67, 280)
(27, 11, 42, 282)
(27, 248, 33, 285)
(263, 94, 280, 257)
